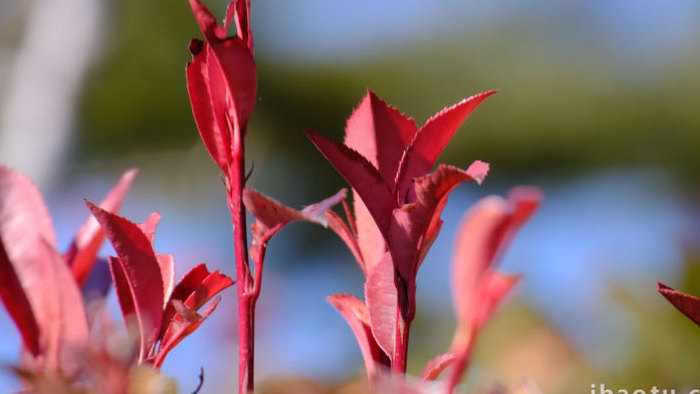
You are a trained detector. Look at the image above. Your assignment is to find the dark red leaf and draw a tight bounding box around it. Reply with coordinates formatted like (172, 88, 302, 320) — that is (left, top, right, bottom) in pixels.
(327, 293, 388, 377)
(67, 169, 137, 286)
(658, 282, 700, 327)
(306, 131, 394, 235)
(186, 41, 232, 171)
(87, 201, 164, 362)
(0, 233, 40, 356)
(188, 0, 257, 131)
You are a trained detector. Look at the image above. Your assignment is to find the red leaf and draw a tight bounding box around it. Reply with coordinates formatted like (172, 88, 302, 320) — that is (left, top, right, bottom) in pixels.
(87, 202, 164, 362)
(232, 0, 253, 51)
(188, 0, 257, 132)
(243, 188, 346, 264)
(153, 296, 223, 368)
(396, 91, 496, 197)
(390, 163, 489, 286)
(0, 233, 40, 356)
(306, 131, 394, 235)
(420, 352, 456, 381)
(159, 266, 233, 355)
(658, 282, 700, 327)
(344, 90, 417, 185)
(186, 41, 230, 171)
(327, 293, 388, 377)
(66, 169, 137, 286)
(364, 252, 397, 361)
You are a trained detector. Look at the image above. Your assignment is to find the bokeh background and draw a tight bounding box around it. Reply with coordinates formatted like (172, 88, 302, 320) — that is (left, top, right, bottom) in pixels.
(2, 0, 700, 392)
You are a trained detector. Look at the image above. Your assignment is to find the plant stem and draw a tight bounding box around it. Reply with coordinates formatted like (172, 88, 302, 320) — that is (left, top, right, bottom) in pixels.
(228, 127, 254, 394)
(392, 311, 411, 374)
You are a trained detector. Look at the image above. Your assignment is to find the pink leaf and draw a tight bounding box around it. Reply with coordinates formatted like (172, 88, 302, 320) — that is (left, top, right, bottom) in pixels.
(87, 202, 164, 362)
(420, 352, 456, 381)
(364, 252, 398, 361)
(451, 188, 541, 326)
(66, 169, 137, 286)
(327, 294, 388, 377)
(473, 272, 521, 331)
(0, 167, 89, 373)
(658, 282, 700, 327)
(396, 91, 496, 197)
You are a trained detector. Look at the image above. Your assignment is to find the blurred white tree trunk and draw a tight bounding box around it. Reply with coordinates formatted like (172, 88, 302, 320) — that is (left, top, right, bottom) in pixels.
(0, 0, 104, 187)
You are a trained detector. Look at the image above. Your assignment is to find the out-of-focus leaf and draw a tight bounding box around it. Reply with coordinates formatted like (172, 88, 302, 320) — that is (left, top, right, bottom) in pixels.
(327, 293, 388, 377)
(0, 166, 89, 374)
(473, 272, 521, 331)
(420, 352, 456, 381)
(87, 202, 164, 362)
(325, 210, 366, 274)
(658, 282, 700, 327)
(451, 188, 540, 326)
(66, 169, 137, 286)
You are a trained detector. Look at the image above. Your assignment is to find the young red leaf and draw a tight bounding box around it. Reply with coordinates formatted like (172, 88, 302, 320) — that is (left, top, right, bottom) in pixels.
(66, 169, 137, 286)
(344, 90, 417, 185)
(327, 293, 388, 377)
(306, 131, 395, 234)
(87, 202, 164, 362)
(420, 352, 456, 381)
(153, 296, 223, 369)
(395, 91, 496, 198)
(658, 282, 700, 327)
(159, 267, 233, 357)
(188, 0, 256, 133)
(364, 252, 398, 361)
(390, 163, 490, 291)
(186, 42, 231, 171)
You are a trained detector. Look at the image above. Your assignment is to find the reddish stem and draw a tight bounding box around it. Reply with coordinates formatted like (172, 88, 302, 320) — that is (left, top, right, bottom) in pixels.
(228, 127, 254, 394)
(392, 309, 411, 374)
